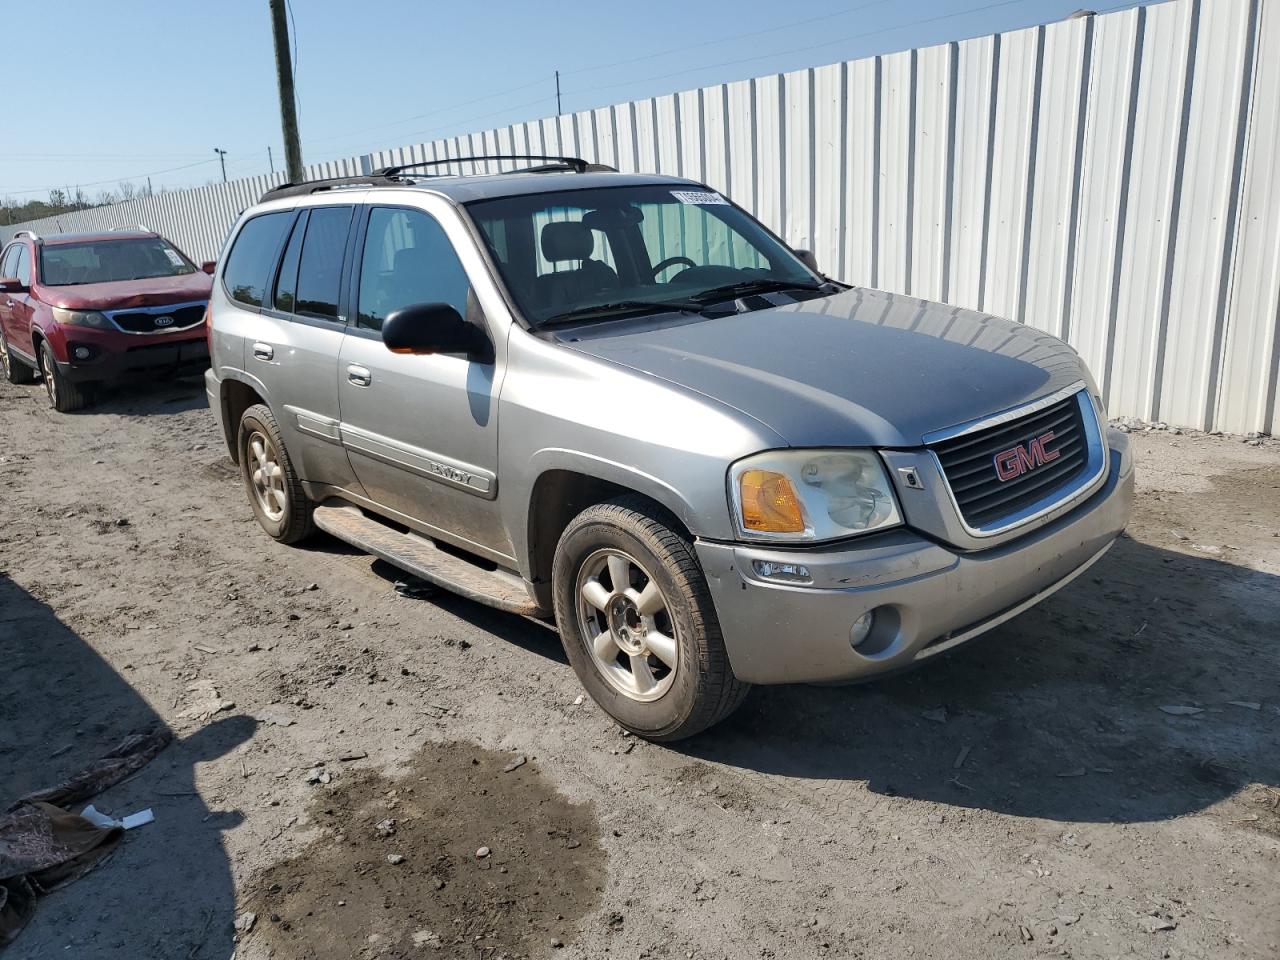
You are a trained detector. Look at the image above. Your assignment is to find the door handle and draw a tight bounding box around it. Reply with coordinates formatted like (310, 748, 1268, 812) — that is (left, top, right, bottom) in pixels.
(252, 342, 274, 361)
(347, 364, 372, 387)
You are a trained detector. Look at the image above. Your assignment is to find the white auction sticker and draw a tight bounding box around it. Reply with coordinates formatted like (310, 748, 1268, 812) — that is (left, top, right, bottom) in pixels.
(671, 190, 729, 205)
(163, 248, 185, 267)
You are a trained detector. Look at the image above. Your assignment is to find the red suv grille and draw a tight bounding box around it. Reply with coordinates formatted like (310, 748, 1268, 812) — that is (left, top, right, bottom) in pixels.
(108, 303, 206, 333)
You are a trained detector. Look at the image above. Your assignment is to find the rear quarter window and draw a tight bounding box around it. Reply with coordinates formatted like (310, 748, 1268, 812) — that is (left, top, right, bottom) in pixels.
(222, 212, 293, 308)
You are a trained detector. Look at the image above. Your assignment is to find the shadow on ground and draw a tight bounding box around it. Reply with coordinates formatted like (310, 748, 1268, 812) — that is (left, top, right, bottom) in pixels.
(21, 371, 208, 417)
(682, 536, 1280, 826)
(0, 575, 254, 958)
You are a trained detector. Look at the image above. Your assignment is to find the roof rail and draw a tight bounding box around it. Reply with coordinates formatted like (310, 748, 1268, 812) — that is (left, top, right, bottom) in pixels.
(374, 155, 616, 177)
(260, 154, 618, 203)
(13, 230, 40, 243)
(111, 223, 151, 232)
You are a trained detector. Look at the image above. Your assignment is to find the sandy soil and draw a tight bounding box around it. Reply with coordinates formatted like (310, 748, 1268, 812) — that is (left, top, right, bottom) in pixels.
(0, 374, 1277, 960)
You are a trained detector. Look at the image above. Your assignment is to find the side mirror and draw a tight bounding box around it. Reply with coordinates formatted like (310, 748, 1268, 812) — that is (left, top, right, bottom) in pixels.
(200, 261, 216, 275)
(793, 248, 820, 275)
(0, 278, 28, 294)
(382, 302, 491, 360)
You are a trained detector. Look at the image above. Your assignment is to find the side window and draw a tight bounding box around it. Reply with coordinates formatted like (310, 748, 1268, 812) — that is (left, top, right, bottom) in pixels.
(357, 207, 470, 332)
(223, 212, 292, 308)
(293, 206, 352, 321)
(0, 245, 17, 278)
(271, 212, 306, 314)
(14, 247, 31, 285)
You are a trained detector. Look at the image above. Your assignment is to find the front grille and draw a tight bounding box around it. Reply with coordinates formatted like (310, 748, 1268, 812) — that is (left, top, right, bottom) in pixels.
(108, 303, 206, 333)
(931, 393, 1090, 530)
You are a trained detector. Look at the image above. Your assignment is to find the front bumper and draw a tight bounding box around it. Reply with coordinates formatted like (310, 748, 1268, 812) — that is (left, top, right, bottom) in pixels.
(695, 432, 1134, 685)
(56, 335, 209, 383)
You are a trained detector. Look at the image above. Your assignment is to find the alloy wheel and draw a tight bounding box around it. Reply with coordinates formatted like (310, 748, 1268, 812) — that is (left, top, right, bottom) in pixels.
(575, 548, 679, 702)
(247, 430, 288, 522)
(40, 349, 56, 406)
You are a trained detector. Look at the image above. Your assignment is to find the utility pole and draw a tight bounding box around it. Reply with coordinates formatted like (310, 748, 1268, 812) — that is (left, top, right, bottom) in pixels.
(213, 147, 228, 183)
(146, 176, 152, 196)
(555, 70, 562, 115)
(269, 0, 304, 183)
(268, 146, 275, 174)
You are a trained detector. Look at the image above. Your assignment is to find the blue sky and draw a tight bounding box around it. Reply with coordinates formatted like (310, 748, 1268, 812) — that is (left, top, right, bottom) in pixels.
(3, 0, 1161, 200)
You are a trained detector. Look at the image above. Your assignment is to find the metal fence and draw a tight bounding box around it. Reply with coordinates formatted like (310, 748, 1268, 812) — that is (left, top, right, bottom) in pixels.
(5, 0, 1277, 435)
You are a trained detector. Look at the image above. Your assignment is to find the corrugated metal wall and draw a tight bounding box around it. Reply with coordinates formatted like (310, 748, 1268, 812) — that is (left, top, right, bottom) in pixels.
(5, 0, 1278, 434)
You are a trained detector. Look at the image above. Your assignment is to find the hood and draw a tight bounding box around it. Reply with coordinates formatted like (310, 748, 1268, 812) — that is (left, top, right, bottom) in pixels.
(561, 287, 1087, 447)
(39, 272, 213, 311)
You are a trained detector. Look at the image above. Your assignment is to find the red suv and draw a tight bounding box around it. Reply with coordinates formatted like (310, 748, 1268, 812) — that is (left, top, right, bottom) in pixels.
(0, 228, 214, 411)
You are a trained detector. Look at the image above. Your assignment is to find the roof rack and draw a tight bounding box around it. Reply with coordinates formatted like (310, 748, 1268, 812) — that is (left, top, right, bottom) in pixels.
(12, 230, 40, 242)
(260, 154, 617, 203)
(111, 223, 151, 232)
(374, 155, 614, 177)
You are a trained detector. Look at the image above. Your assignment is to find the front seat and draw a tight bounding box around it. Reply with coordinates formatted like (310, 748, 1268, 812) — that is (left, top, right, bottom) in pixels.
(534, 221, 619, 309)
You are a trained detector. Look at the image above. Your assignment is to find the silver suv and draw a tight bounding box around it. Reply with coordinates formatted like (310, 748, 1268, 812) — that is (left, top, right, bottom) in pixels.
(205, 155, 1133, 740)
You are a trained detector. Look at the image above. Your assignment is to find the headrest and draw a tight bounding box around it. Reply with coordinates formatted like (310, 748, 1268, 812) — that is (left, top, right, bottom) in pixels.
(541, 221, 594, 262)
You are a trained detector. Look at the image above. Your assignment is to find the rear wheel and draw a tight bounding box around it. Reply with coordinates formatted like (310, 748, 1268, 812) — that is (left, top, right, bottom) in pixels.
(552, 496, 750, 741)
(1, 329, 37, 385)
(39, 341, 90, 412)
(238, 403, 314, 544)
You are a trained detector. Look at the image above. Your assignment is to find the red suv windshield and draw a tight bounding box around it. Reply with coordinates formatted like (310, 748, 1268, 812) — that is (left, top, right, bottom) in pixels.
(39, 238, 196, 286)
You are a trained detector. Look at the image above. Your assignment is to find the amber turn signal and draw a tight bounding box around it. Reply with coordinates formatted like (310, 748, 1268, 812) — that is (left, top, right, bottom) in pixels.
(739, 469, 806, 533)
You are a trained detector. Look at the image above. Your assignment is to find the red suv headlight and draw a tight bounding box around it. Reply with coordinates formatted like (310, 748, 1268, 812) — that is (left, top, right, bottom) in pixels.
(52, 308, 112, 329)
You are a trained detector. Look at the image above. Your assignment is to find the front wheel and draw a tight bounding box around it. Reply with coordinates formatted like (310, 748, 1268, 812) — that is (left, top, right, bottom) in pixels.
(237, 403, 314, 544)
(552, 496, 750, 741)
(39, 341, 90, 412)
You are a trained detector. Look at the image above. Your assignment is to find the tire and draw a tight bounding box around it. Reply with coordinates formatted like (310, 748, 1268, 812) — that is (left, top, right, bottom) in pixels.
(237, 403, 314, 544)
(0, 329, 37, 384)
(552, 496, 750, 741)
(38, 341, 90, 412)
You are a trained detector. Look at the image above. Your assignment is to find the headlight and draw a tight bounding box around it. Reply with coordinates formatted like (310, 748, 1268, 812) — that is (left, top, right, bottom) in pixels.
(729, 449, 902, 542)
(52, 307, 112, 329)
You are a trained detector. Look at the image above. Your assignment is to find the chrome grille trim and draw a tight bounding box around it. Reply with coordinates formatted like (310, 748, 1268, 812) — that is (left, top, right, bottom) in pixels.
(926, 384, 1108, 539)
(102, 299, 207, 335)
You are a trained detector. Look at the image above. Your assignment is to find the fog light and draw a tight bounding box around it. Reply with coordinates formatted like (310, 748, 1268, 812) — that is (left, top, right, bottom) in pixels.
(73, 346, 91, 361)
(850, 611, 875, 648)
(752, 559, 812, 583)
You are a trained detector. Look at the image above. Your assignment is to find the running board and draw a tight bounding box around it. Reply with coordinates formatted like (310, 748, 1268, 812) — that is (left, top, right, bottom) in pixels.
(313, 503, 543, 617)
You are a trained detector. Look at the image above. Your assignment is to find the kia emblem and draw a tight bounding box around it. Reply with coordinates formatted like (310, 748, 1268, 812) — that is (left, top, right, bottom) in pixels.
(993, 431, 1060, 482)
(155, 315, 175, 327)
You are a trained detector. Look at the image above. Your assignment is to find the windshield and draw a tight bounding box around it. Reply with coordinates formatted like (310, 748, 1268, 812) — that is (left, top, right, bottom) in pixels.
(39, 237, 196, 286)
(466, 185, 823, 327)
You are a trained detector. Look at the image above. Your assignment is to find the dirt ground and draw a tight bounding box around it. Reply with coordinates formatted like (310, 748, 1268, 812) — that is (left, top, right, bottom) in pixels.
(1, 374, 1277, 960)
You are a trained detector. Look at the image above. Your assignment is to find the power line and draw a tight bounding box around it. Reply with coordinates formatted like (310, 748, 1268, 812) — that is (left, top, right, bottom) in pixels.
(306, 1, 894, 149)
(286, 0, 302, 123)
(305, 75, 549, 149)
(307, 0, 1052, 162)
(0, 152, 212, 161)
(563, 0, 1039, 101)
(559, 0, 896, 80)
(0, 158, 218, 197)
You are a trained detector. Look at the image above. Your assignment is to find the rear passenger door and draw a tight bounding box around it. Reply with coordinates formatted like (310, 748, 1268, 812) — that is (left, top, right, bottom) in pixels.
(8, 246, 34, 352)
(0, 244, 18, 344)
(247, 203, 361, 492)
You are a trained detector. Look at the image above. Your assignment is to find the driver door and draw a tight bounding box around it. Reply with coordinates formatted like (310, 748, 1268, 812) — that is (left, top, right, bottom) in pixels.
(337, 202, 509, 562)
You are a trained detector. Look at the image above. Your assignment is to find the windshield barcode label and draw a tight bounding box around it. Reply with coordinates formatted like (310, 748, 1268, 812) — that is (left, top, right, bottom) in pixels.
(671, 190, 728, 205)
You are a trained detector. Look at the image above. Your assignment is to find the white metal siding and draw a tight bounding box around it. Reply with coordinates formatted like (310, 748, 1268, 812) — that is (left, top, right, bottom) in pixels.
(5, 0, 1276, 434)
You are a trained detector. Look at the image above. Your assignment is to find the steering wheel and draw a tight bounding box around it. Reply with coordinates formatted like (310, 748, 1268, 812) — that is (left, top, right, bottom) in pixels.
(650, 256, 697, 279)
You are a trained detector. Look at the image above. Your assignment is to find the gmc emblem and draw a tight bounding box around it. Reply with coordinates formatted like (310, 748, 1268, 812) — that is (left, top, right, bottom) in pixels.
(993, 431, 1060, 482)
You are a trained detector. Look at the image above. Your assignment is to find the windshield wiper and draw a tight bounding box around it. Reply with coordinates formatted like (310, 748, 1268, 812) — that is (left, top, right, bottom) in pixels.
(688, 277, 825, 304)
(539, 299, 701, 327)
